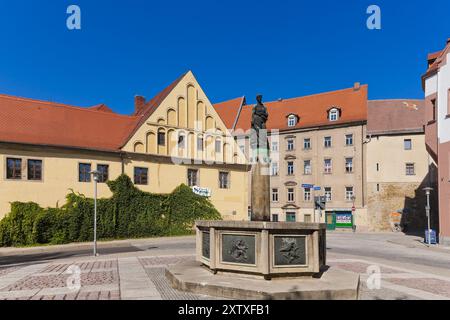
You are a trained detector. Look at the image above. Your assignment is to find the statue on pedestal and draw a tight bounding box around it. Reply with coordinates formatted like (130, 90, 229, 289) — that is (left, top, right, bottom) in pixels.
(250, 95, 271, 222)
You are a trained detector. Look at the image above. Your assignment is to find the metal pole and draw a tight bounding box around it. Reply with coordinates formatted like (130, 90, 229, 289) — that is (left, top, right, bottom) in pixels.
(426, 191, 431, 246)
(313, 187, 316, 223)
(94, 177, 97, 256)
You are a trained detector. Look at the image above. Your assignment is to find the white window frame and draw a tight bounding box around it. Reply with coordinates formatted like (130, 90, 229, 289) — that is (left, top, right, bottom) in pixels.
(304, 160, 312, 175)
(304, 188, 311, 201)
(345, 186, 354, 201)
(345, 134, 353, 146)
(345, 157, 353, 173)
(325, 187, 332, 202)
(324, 136, 332, 148)
(287, 115, 297, 127)
(287, 161, 294, 175)
(329, 108, 339, 121)
(287, 139, 295, 151)
(287, 188, 295, 202)
(324, 159, 332, 174)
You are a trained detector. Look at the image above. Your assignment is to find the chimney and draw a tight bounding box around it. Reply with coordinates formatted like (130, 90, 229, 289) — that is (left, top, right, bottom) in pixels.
(134, 95, 146, 115)
(353, 82, 361, 91)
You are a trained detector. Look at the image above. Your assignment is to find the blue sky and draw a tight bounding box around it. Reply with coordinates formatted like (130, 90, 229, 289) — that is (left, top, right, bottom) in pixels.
(0, 0, 449, 114)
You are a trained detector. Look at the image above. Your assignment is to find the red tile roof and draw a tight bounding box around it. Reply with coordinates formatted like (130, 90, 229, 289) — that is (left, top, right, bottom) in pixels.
(0, 72, 188, 152)
(367, 99, 425, 135)
(0, 94, 140, 151)
(423, 39, 450, 81)
(216, 86, 368, 133)
(213, 96, 245, 130)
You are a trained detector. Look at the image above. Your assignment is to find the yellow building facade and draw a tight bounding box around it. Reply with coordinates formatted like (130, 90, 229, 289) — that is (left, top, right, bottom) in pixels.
(0, 71, 249, 221)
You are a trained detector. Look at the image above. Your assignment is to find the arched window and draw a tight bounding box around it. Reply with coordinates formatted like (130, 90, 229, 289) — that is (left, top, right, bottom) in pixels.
(329, 108, 339, 121)
(287, 114, 297, 127)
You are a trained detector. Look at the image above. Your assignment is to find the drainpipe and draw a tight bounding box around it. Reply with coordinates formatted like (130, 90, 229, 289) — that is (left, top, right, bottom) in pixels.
(361, 124, 365, 207)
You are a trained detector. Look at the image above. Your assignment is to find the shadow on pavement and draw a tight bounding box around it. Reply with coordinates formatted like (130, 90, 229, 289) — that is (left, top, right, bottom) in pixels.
(0, 245, 146, 266)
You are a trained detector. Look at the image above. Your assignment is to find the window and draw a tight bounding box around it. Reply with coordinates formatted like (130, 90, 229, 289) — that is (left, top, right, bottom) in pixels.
(345, 187, 354, 201)
(197, 136, 204, 151)
(376, 184, 380, 192)
(325, 187, 332, 202)
(272, 188, 279, 202)
(404, 139, 412, 150)
(304, 214, 312, 223)
(324, 159, 332, 174)
(178, 134, 185, 149)
(6, 158, 22, 180)
(286, 212, 296, 222)
(271, 162, 279, 176)
(324, 136, 332, 148)
(304, 188, 311, 201)
(345, 134, 353, 146)
(345, 158, 353, 173)
(406, 163, 415, 176)
(287, 115, 297, 127)
(97, 164, 109, 183)
(304, 138, 311, 150)
(287, 188, 295, 202)
(158, 131, 166, 146)
(329, 108, 339, 121)
(304, 160, 312, 175)
(271, 141, 279, 152)
(27, 159, 42, 181)
(134, 167, 148, 185)
(215, 140, 222, 153)
(376, 163, 380, 172)
(448, 89, 450, 115)
(78, 163, 91, 182)
(219, 172, 230, 189)
(431, 99, 436, 121)
(287, 139, 295, 151)
(287, 161, 294, 175)
(272, 214, 279, 222)
(239, 145, 245, 154)
(187, 169, 198, 187)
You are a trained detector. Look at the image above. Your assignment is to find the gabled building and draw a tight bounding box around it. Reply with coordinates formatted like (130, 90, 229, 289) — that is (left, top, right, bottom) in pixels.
(423, 39, 450, 245)
(215, 84, 369, 229)
(0, 71, 249, 220)
(366, 99, 434, 232)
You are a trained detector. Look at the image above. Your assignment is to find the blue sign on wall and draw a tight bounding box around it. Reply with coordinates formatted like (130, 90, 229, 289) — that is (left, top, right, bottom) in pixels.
(313, 186, 321, 191)
(301, 184, 314, 189)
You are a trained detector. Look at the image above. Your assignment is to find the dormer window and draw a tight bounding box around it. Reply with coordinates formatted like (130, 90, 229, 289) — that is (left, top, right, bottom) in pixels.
(287, 114, 298, 127)
(328, 107, 341, 122)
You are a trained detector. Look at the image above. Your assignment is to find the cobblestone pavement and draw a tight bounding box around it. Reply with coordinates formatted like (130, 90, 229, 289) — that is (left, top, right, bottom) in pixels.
(0, 233, 450, 300)
(0, 254, 220, 300)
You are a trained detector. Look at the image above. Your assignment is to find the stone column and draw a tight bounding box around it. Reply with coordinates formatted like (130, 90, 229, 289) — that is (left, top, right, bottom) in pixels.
(251, 148, 271, 222)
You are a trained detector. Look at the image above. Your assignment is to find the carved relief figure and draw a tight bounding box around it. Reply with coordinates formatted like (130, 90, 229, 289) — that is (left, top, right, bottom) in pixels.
(229, 239, 249, 262)
(279, 238, 301, 263)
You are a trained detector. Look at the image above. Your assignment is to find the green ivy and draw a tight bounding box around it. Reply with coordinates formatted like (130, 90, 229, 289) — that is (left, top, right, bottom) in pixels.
(0, 174, 221, 247)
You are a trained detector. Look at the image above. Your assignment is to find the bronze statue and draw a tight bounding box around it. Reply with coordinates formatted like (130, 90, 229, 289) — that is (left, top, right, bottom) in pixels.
(250, 95, 269, 151)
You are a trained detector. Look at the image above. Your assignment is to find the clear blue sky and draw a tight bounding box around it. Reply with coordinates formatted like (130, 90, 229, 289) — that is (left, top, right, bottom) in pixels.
(0, 0, 449, 114)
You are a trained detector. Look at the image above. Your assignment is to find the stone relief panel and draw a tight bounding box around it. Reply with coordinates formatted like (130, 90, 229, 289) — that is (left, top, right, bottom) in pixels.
(202, 231, 210, 259)
(273, 236, 306, 266)
(221, 234, 256, 265)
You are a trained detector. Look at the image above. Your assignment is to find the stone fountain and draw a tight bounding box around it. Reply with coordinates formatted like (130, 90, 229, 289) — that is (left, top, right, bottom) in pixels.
(166, 95, 359, 300)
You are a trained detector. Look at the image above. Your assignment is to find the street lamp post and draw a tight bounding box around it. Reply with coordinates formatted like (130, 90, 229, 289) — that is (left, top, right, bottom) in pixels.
(90, 170, 100, 256)
(351, 195, 356, 232)
(423, 187, 433, 246)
